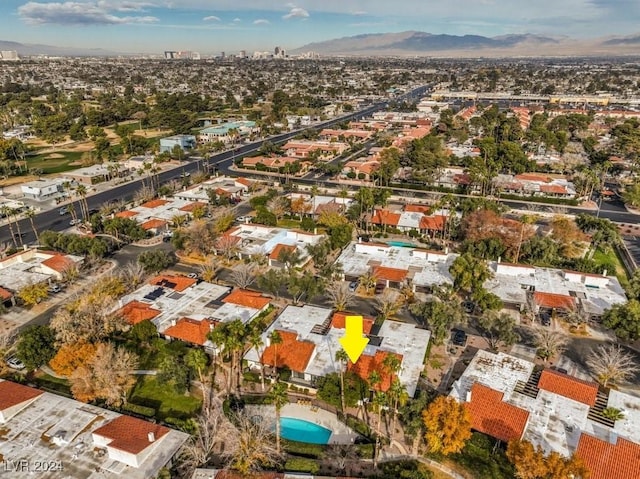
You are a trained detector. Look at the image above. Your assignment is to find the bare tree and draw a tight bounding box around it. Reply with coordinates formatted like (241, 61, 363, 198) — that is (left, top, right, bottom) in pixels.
(70, 342, 138, 406)
(326, 281, 356, 312)
(266, 196, 288, 222)
(119, 261, 147, 290)
(324, 444, 359, 476)
(587, 344, 639, 388)
(532, 327, 568, 362)
(230, 263, 257, 289)
(215, 235, 240, 262)
(375, 289, 401, 321)
(199, 259, 219, 283)
(178, 398, 237, 474)
(222, 412, 281, 475)
(134, 184, 155, 204)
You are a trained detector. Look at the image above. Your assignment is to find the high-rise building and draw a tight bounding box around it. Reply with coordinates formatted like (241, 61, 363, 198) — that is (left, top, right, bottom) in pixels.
(239, 50, 246, 59)
(220, 51, 226, 59)
(0, 51, 19, 61)
(274, 46, 281, 56)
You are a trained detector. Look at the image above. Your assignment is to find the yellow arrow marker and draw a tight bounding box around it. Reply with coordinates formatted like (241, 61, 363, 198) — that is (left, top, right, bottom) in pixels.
(339, 315, 370, 363)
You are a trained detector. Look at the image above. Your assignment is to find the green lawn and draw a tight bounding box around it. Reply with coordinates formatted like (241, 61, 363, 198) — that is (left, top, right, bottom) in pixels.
(592, 247, 630, 289)
(26, 151, 84, 174)
(128, 376, 202, 420)
(278, 219, 303, 229)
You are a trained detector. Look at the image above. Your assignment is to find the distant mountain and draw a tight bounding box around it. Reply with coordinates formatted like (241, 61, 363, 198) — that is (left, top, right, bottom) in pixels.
(0, 40, 122, 57)
(292, 31, 639, 57)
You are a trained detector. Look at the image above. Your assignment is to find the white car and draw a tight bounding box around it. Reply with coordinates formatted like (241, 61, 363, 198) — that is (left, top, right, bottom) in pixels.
(6, 356, 25, 370)
(69, 219, 80, 226)
(187, 273, 198, 279)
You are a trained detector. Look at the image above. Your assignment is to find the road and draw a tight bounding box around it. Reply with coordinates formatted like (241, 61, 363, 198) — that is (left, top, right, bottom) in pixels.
(0, 85, 430, 246)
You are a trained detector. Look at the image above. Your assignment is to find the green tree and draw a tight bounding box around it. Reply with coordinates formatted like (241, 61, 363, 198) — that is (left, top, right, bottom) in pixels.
(128, 320, 157, 346)
(17, 282, 49, 306)
(603, 299, 640, 341)
(268, 380, 289, 454)
(335, 348, 349, 412)
(622, 180, 640, 208)
(16, 325, 56, 370)
(449, 253, 492, 295)
(476, 311, 520, 350)
(185, 348, 209, 389)
(137, 250, 177, 273)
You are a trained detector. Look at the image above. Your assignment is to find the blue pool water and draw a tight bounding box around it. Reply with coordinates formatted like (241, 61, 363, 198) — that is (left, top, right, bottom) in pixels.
(387, 240, 416, 247)
(279, 417, 332, 444)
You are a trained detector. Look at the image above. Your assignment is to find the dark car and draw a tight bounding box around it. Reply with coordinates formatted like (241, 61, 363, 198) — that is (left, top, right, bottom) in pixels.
(540, 312, 552, 327)
(451, 329, 468, 346)
(374, 282, 386, 294)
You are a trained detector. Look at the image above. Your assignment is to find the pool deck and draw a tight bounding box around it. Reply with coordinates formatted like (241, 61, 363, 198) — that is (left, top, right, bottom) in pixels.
(245, 403, 359, 445)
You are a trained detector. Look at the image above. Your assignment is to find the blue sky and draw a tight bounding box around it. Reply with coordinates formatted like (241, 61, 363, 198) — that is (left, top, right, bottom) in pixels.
(1, 1, 639, 54)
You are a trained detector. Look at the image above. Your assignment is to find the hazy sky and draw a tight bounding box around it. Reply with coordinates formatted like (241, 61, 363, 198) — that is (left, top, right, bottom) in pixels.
(1, 0, 639, 54)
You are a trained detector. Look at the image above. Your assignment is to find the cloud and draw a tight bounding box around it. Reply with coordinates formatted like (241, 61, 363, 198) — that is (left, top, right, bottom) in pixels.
(232, 17, 242, 22)
(351, 10, 367, 16)
(253, 19, 269, 25)
(18, 1, 159, 25)
(283, 6, 309, 20)
(203, 15, 221, 21)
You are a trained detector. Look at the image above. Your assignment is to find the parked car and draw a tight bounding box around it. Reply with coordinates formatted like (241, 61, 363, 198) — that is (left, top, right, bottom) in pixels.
(540, 312, 552, 327)
(6, 356, 25, 370)
(59, 207, 68, 215)
(348, 280, 359, 292)
(48, 284, 61, 294)
(451, 329, 468, 347)
(187, 273, 198, 279)
(69, 219, 79, 226)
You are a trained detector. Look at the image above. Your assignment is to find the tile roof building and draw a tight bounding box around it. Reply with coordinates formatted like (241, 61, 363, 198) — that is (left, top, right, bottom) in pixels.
(450, 350, 640, 479)
(244, 305, 430, 397)
(0, 380, 188, 479)
(0, 248, 83, 293)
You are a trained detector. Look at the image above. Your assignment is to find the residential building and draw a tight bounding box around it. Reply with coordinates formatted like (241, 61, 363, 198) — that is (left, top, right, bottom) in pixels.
(342, 156, 380, 181)
(0, 50, 18, 61)
(286, 193, 353, 217)
(124, 155, 155, 172)
(450, 350, 640, 479)
(319, 128, 373, 142)
(0, 249, 83, 293)
(159, 135, 196, 153)
(241, 155, 309, 174)
(282, 140, 348, 161)
(0, 380, 188, 479)
(173, 176, 252, 203)
(220, 224, 324, 265)
(66, 164, 111, 185)
(493, 173, 577, 199)
(244, 305, 430, 396)
(197, 121, 259, 144)
(115, 198, 197, 232)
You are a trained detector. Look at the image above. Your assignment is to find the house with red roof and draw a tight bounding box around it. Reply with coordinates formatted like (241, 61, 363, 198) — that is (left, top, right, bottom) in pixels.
(450, 350, 640, 479)
(0, 380, 189, 479)
(163, 317, 217, 348)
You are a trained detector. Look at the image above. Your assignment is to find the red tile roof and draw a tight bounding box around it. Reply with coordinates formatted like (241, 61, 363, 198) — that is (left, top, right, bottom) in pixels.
(372, 266, 408, 283)
(223, 289, 270, 310)
(538, 370, 598, 406)
(515, 173, 552, 183)
(419, 215, 446, 231)
(331, 312, 374, 335)
(235, 177, 252, 187)
(140, 199, 169, 208)
(533, 292, 576, 310)
(0, 381, 43, 411)
(117, 300, 161, 325)
(464, 383, 529, 443)
(370, 209, 401, 226)
(540, 184, 568, 195)
(576, 433, 640, 479)
(348, 350, 402, 392)
(214, 472, 284, 479)
(0, 286, 14, 300)
(42, 253, 75, 273)
(163, 317, 217, 345)
(404, 204, 431, 213)
(149, 274, 197, 292)
(179, 201, 208, 212)
(141, 219, 167, 230)
(93, 415, 170, 455)
(260, 330, 315, 373)
(115, 210, 138, 218)
(269, 243, 297, 261)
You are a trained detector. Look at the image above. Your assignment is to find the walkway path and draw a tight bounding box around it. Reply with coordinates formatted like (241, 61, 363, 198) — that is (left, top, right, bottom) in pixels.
(378, 453, 466, 479)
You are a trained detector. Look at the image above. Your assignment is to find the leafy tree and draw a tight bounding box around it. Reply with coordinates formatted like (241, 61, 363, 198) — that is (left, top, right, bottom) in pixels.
(476, 311, 520, 350)
(410, 298, 464, 345)
(506, 440, 589, 479)
(287, 270, 323, 304)
(622, 180, 640, 208)
(587, 344, 639, 388)
(317, 371, 368, 409)
(16, 325, 56, 370)
(422, 396, 472, 455)
(18, 282, 49, 306)
(128, 320, 158, 346)
(400, 390, 435, 455)
(137, 250, 177, 273)
(603, 299, 640, 341)
(449, 253, 492, 296)
(157, 354, 191, 394)
(185, 348, 209, 388)
(49, 341, 97, 377)
(257, 269, 286, 299)
(327, 223, 354, 250)
(253, 207, 277, 226)
(519, 236, 559, 266)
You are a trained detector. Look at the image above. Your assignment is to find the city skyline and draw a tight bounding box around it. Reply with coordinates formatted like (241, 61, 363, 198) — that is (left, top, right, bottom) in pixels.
(1, 0, 639, 54)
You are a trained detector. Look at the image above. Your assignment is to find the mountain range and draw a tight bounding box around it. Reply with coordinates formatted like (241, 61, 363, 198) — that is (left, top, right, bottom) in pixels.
(292, 31, 640, 57)
(0, 39, 122, 57)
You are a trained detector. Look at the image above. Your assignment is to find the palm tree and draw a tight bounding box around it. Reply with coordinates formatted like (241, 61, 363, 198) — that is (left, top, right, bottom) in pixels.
(268, 330, 282, 379)
(359, 271, 377, 295)
(66, 204, 79, 228)
(309, 184, 320, 216)
(388, 378, 408, 434)
(1, 206, 17, 249)
(268, 380, 289, 454)
(75, 184, 89, 222)
(335, 348, 349, 412)
(10, 209, 24, 247)
(248, 325, 266, 392)
(25, 208, 39, 243)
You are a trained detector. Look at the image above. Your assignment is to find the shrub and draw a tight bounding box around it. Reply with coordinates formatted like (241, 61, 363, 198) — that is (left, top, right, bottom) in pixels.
(123, 403, 156, 417)
(284, 458, 320, 474)
(283, 440, 325, 458)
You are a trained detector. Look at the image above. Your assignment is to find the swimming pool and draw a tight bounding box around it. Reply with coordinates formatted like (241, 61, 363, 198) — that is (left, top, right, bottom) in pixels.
(279, 417, 332, 444)
(387, 240, 416, 247)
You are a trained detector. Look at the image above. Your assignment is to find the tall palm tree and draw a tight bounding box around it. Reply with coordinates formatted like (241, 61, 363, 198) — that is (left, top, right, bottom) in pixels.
(25, 208, 39, 243)
(309, 184, 320, 216)
(75, 184, 89, 222)
(268, 330, 282, 379)
(248, 325, 266, 392)
(268, 380, 289, 454)
(66, 204, 79, 228)
(388, 378, 408, 434)
(335, 348, 349, 412)
(1, 206, 17, 249)
(10, 209, 24, 247)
